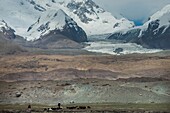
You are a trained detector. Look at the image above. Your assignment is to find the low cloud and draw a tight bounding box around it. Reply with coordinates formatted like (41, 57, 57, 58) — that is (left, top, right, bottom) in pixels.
(93, 0, 170, 23)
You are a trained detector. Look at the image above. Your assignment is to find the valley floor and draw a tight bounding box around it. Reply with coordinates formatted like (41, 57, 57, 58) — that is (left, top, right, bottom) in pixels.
(0, 51, 170, 112)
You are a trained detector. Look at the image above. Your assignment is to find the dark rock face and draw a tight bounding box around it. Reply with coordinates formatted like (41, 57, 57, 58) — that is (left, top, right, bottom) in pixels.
(27, 9, 87, 44)
(1, 28, 16, 40)
(30, 10, 87, 49)
(55, 13, 87, 43)
(61, 20, 87, 43)
(108, 20, 170, 49)
(136, 20, 170, 49)
(33, 31, 84, 49)
(67, 0, 104, 23)
(27, 0, 46, 12)
(0, 20, 16, 40)
(108, 28, 140, 42)
(4, 8, 87, 49)
(114, 48, 123, 54)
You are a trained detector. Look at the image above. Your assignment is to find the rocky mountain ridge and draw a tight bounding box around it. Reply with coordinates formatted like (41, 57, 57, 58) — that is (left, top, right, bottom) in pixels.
(0, 0, 134, 41)
(108, 4, 170, 49)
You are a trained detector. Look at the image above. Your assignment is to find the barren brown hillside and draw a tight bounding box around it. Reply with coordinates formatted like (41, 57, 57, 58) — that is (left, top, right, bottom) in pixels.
(0, 53, 170, 106)
(0, 54, 170, 81)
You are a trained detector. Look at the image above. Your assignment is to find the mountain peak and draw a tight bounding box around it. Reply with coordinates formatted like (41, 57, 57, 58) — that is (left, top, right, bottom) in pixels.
(150, 4, 170, 20)
(140, 4, 170, 35)
(108, 4, 170, 49)
(0, 20, 15, 40)
(0, 20, 11, 32)
(0, 0, 134, 40)
(26, 9, 80, 41)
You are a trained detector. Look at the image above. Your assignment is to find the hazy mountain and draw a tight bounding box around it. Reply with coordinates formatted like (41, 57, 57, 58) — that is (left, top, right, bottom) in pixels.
(108, 4, 170, 49)
(0, 20, 26, 54)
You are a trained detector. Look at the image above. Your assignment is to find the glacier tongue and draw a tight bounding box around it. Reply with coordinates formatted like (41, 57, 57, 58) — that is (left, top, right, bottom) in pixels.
(84, 41, 162, 55)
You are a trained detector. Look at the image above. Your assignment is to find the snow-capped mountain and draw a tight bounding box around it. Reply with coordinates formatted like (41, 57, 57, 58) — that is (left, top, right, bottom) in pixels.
(59, 0, 135, 35)
(108, 4, 170, 49)
(0, 20, 11, 32)
(0, 20, 26, 54)
(26, 9, 87, 42)
(0, 0, 134, 41)
(139, 4, 170, 37)
(0, 20, 15, 40)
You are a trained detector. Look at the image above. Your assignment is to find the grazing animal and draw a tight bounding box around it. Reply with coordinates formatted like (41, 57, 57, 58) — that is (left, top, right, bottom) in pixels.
(26, 104, 31, 113)
(66, 106, 77, 109)
(45, 107, 62, 112)
(66, 106, 91, 110)
(51, 108, 58, 111)
(87, 106, 91, 109)
(70, 100, 75, 104)
(77, 106, 86, 109)
(43, 108, 47, 111)
(28, 105, 31, 108)
(46, 108, 52, 112)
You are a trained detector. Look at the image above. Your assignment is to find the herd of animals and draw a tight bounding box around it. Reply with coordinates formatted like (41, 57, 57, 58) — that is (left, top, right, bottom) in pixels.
(26, 103, 91, 113)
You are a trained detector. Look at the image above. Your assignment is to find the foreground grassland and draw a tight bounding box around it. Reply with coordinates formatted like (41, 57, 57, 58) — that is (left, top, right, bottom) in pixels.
(0, 103, 170, 112)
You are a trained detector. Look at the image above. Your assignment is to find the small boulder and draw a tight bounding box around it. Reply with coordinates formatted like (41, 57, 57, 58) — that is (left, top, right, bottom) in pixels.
(15, 92, 21, 97)
(114, 48, 123, 54)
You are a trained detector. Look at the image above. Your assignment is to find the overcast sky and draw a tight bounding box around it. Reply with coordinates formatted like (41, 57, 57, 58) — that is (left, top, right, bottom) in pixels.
(93, 0, 170, 25)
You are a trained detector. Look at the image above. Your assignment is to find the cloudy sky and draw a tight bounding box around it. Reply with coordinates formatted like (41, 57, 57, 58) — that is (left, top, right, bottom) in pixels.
(93, 0, 170, 25)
